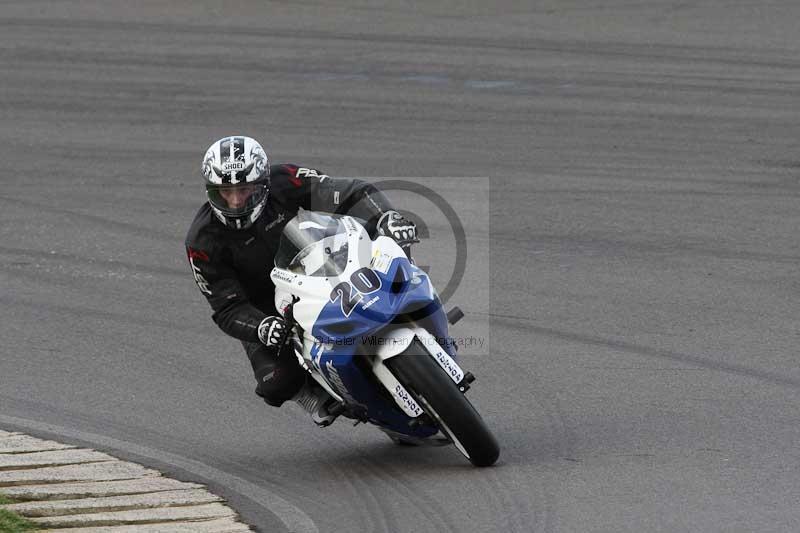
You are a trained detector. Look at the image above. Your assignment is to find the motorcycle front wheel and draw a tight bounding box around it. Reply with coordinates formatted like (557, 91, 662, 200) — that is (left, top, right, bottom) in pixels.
(387, 338, 500, 467)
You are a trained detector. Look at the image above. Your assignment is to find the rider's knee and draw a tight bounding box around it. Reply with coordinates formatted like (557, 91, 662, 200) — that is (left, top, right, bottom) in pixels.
(253, 360, 306, 407)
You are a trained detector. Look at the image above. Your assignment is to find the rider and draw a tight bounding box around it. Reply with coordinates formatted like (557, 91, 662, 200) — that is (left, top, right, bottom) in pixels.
(185, 136, 418, 426)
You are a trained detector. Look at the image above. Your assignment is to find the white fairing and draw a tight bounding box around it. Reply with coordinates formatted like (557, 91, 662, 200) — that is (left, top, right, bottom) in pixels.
(270, 214, 456, 417)
(271, 216, 387, 332)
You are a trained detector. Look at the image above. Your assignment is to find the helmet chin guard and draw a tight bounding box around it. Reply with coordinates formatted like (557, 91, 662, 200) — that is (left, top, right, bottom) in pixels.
(210, 198, 267, 230)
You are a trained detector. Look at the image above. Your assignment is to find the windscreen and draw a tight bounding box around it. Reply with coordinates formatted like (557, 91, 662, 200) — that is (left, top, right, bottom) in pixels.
(274, 211, 351, 277)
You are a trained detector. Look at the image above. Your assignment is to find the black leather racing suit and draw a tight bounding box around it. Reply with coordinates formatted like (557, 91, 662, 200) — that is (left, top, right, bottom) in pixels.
(185, 164, 395, 405)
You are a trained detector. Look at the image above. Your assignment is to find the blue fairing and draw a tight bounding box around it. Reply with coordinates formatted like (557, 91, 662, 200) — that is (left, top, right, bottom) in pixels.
(311, 256, 457, 436)
(317, 260, 418, 338)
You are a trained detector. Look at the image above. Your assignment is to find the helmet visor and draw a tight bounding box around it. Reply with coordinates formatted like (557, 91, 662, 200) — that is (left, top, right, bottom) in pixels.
(207, 181, 268, 216)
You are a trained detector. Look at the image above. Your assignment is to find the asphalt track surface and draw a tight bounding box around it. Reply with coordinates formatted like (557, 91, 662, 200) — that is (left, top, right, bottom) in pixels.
(2, 2, 799, 532)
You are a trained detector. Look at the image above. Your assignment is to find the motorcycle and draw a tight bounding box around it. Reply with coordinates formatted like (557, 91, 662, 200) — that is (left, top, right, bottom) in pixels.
(271, 209, 499, 467)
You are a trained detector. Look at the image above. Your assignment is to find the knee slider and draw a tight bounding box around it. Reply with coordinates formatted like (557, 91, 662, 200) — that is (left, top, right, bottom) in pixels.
(254, 365, 287, 406)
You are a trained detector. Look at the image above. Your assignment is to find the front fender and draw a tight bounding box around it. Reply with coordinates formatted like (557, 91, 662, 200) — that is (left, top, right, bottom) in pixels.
(369, 327, 416, 361)
(369, 326, 467, 419)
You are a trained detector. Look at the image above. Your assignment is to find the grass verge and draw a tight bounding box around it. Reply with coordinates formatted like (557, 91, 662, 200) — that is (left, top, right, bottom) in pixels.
(0, 494, 37, 532)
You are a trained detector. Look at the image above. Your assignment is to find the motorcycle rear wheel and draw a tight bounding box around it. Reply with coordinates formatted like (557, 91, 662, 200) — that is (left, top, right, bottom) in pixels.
(387, 339, 500, 467)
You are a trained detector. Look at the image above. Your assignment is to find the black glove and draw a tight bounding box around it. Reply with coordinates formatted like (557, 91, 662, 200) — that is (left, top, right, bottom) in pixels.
(258, 316, 288, 349)
(377, 211, 419, 248)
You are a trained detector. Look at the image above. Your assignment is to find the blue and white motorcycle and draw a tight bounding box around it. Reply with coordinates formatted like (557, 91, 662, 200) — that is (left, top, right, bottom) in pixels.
(271, 210, 500, 467)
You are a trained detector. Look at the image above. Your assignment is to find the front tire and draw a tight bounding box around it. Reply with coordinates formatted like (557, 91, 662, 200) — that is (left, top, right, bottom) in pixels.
(387, 339, 500, 467)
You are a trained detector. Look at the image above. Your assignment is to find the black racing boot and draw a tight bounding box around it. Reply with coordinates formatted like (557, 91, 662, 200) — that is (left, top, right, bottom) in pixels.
(292, 381, 341, 427)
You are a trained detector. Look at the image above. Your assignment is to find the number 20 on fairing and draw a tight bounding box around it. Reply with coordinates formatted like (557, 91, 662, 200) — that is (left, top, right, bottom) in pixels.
(329, 267, 382, 317)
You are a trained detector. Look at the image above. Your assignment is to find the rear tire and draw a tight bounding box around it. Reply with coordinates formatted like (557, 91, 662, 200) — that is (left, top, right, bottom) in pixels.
(387, 339, 500, 467)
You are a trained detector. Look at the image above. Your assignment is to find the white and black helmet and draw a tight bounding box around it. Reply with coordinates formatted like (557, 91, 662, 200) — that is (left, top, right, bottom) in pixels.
(202, 136, 270, 229)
